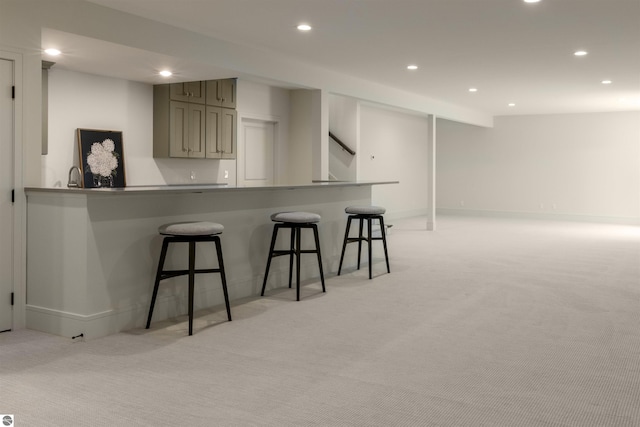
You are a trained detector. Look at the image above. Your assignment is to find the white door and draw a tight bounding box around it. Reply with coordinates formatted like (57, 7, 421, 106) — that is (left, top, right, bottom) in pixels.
(0, 59, 14, 332)
(239, 119, 275, 186)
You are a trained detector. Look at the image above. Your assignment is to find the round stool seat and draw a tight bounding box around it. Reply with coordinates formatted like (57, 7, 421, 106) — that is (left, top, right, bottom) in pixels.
(345, 205, 386, 215)
(159, 221, 224, 236)
(270, 211, 321, 224)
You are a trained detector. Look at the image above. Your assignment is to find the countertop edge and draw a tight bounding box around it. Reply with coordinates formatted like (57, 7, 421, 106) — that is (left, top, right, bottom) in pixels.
(24, 181, 399, 196)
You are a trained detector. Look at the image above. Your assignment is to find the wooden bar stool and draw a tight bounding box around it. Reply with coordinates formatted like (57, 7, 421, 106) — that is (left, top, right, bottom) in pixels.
(338, 206, 390, 279)
(146, 221, 231, 335)
(260, 212, 326, 301)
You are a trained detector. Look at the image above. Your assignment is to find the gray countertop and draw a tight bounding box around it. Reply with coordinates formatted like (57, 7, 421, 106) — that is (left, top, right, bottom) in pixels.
(24, 180, 398, 196)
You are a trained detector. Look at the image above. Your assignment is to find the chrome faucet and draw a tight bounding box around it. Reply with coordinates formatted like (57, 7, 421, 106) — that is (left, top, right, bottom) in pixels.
(67, 166, 83, 188)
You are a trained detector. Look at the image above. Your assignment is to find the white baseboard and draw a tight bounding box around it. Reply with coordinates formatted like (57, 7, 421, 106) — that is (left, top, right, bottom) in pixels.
(26, 304, 139, 340)
(436, 208, 640, 225)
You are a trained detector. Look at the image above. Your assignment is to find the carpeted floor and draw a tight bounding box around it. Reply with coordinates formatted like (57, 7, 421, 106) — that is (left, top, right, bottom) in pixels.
(2, 215, 639, 426)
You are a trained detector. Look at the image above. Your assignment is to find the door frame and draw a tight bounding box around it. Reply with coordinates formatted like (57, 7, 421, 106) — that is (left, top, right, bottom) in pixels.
(236, 111, 280, 186)
(1, 50, 25, 330)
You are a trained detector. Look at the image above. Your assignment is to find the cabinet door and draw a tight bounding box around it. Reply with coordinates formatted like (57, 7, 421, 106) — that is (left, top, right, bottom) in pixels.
(218, 79, 236, 108)
(188, 104, 206, 158)
(169, 101, 189, 158)
(205, 106, 222, 158)
(220, 108, 237, 159)
(205, 80, 221, 106)
(205, 79, 236, 108)
(170, 81, 205, 104)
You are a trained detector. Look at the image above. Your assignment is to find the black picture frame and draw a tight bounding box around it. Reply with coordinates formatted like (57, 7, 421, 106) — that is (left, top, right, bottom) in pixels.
(77, 128, 126, 188)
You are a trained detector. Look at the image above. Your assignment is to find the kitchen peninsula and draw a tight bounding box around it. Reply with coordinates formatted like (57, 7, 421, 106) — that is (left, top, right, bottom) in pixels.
(25, 181, 396, 339)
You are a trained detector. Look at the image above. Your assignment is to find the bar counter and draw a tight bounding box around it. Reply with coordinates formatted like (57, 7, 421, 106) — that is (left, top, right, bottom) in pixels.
(25, 181, 396, 338)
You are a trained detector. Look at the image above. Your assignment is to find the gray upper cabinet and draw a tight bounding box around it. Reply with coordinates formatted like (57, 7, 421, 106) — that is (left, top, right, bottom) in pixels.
(206, 79, 236, 108)
(154, 79, 237, 159)
(170, 81, 206, 104)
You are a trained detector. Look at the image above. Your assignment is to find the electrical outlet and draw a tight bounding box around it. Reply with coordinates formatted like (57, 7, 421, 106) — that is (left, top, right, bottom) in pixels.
(190, 171, 196, 181)
(224, 170, 229, 179)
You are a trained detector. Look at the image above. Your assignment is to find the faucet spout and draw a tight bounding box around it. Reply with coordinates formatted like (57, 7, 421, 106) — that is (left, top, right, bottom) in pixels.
(67, 166, 83, 188)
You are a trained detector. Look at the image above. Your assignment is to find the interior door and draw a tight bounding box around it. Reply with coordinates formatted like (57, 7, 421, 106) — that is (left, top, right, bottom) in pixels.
(239, 119, 274, 186)
(0, 58, 14, 332)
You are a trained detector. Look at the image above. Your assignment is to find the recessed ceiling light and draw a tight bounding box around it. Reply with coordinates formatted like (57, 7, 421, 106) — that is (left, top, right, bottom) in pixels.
(159, 70, 173, 77)
(297, 24, 312, 31)
(407, 65, 418, 70)
(508, 103, 516, 107)
(468, 88, 478, 93)
(523, 0, 541, 3)
(574, 50, 588, 56)
(44, 48, 61, 56)
(601, 79, 612, 84)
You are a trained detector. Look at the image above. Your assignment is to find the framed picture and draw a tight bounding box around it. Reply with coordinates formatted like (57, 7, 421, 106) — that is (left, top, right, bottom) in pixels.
(77, 129, 126, 188)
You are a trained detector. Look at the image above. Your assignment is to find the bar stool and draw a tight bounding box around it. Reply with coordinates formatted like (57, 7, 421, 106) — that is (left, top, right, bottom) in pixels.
(146, 221, 231, 336)
(338, 206, 390, 279)
(260, 212, 326, 301)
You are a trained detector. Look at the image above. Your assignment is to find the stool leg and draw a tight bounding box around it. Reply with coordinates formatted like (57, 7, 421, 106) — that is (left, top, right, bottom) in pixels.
(146, 238, 170, 329)
(215, 237, 232, 322)
(295, 226, 301, 301)
(261, 225, 279, 296)
(312, 224, 326, 293)
(337, 216, 352, 276)
(367, 217, 373, 279)
(378, 215, 390, 274)
(357, 218, 364, 270)
(288, 226, 295, 289)
(188, 241, 196, 336)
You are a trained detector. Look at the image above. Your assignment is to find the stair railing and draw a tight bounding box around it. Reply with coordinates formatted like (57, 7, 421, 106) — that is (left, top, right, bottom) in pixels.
(329, 131, 355, 156)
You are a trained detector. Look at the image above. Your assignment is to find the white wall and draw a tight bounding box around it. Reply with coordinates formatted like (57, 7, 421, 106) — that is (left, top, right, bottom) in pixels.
(437, 112, 640, 222)
(46, 68, 152, 186)
(329, 94, 358, 181)
(359, 105, 430, 219)
(236, 79, 291, 185)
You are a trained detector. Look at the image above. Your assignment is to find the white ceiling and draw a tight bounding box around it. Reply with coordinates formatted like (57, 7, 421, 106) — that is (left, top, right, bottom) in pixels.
(55, 0, 640, 116)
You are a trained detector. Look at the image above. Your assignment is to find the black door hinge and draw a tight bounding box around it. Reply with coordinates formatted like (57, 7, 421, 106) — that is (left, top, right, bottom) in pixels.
(12, 86, 15, 99)
(11, 292, 14, 306)
(11, 189, 14, 203)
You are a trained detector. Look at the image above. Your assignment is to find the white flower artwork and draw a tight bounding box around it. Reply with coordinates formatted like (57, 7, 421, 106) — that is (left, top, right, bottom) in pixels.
(86, 139, 119, 181)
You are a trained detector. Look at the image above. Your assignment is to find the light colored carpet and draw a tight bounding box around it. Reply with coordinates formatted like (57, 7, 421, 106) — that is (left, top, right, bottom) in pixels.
(2, 215, 639, 426)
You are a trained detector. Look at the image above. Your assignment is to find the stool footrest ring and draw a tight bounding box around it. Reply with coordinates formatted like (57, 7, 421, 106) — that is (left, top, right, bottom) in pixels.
(338, 212, 390, 279)
(146, 233, 232, 336)
(261, 220, 326, 301)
